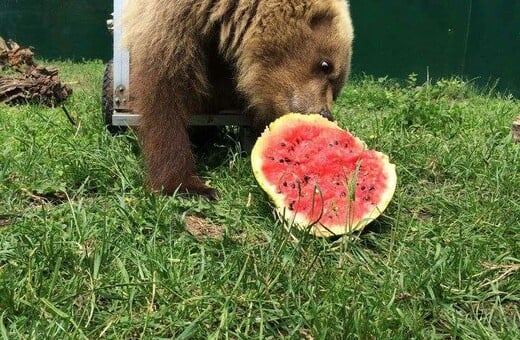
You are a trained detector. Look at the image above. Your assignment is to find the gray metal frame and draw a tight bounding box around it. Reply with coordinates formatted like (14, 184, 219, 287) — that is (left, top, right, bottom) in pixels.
(109, 0, 250, 128)
(112, 0, 134, 126)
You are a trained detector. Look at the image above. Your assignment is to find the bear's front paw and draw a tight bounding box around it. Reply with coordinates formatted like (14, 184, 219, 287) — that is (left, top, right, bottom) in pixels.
(200, 187, 220, 201)
(180, 176, 220, 201)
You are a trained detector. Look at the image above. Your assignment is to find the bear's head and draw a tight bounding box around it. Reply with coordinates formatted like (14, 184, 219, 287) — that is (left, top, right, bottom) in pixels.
(237, 0, 354, 128)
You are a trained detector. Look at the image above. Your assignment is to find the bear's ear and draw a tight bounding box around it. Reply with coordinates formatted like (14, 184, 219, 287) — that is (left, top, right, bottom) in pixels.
(309, 11, 334, 31)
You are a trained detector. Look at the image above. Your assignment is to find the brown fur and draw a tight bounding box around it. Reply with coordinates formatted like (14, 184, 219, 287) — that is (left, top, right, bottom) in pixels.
(122, 0, 354, 197)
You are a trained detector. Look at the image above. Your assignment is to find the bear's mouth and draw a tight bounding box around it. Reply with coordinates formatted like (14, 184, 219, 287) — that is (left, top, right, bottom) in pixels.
(288, 93, 333, 121)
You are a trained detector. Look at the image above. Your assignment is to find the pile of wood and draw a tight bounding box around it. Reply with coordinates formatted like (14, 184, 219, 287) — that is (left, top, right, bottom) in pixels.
(0, 37, 72, 106)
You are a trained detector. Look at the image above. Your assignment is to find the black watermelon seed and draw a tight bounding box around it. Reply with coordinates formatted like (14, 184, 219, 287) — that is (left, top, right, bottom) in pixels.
(334, 140, 339, 145)
(283, 181, 288, 187)
(361, 185, 366, 191)
(280, 142, 286, 147)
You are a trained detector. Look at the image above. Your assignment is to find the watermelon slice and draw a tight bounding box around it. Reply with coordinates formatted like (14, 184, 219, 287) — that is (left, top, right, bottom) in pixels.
(251, 113, 397, 237)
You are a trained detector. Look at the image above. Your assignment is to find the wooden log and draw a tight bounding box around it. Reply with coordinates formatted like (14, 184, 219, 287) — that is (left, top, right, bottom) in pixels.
(0, 37, 71, 106)
(0, 37, 36, 72)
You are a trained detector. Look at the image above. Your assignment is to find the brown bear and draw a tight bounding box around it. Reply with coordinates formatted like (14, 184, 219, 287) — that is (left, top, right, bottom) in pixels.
(122, 0, 354, 199)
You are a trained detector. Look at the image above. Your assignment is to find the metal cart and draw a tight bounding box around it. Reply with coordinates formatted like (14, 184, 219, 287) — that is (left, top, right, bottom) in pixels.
(102, 0, 252, 138)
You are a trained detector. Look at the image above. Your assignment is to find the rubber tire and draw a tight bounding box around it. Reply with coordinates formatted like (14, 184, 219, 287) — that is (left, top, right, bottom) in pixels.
(101, 60, 126, 134)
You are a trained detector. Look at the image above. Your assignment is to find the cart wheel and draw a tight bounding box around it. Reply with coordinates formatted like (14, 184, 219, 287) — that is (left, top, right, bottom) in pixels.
(101, 60, 126, 134)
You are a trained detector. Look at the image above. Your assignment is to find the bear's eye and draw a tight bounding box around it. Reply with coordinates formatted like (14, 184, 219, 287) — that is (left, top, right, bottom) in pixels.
(319, 60, 333, 75)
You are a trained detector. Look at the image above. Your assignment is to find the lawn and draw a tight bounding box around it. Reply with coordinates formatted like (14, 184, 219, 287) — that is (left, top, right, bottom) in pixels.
(1, 60, 519, 338)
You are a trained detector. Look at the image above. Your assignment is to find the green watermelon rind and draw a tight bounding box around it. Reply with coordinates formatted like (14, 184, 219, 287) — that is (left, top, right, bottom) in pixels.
(251, 113, 397, 237)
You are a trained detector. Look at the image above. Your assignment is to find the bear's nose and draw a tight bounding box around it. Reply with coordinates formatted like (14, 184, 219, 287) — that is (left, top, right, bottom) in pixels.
(320, 108, 334, 121)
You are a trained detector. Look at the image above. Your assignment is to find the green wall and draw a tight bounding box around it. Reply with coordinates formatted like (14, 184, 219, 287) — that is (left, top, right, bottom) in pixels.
(0, 0, 111, 60)
(1, 0, 519, 95)
(349, 0, 520, 95)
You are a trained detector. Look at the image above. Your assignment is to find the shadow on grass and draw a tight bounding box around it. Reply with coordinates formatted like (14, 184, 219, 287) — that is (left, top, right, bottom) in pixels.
(190, 126, 252, 168)
(108, 125, 250, 170)
(363, 215, 394, 235)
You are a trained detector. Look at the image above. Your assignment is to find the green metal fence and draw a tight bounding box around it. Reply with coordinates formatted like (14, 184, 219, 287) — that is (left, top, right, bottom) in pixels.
(1, 0, 519, 95)
(349, 1, 520, 95)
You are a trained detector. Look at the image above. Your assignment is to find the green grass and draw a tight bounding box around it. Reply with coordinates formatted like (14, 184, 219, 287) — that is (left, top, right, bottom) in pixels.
(1, 60, 520, 338)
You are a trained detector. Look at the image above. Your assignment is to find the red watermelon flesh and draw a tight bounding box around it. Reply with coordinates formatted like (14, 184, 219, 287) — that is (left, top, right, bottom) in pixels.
(251, 113, 397, 237)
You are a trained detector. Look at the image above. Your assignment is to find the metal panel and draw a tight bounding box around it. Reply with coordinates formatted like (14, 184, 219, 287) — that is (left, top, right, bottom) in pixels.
(111, 112, 140, 126)
(112, 0, 130, 110)
(111, 111, 251, 127)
